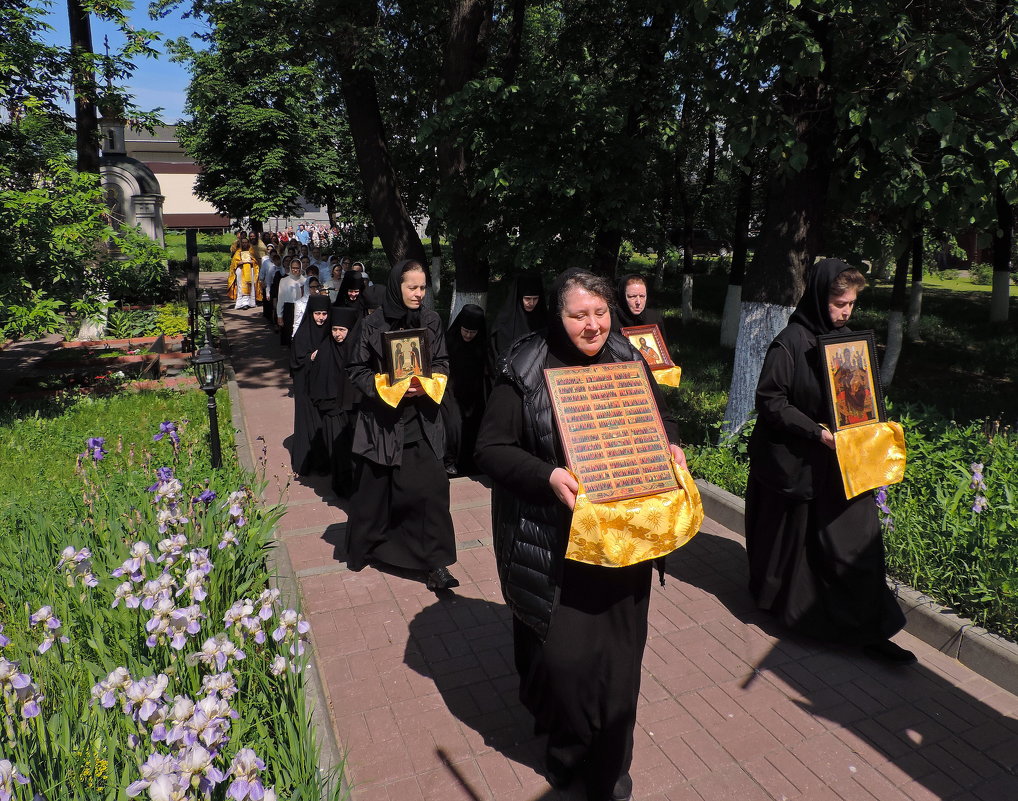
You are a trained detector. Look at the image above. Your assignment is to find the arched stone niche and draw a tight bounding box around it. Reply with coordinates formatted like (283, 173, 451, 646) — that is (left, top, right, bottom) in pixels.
(99, 156, 166, 248)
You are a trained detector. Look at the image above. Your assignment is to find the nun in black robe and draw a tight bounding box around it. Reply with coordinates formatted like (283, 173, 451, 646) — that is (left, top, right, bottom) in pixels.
(475, 269, 682, 801)
(289, 294, 332, 475)
(489, 271, 548, 367)
(441, 304, 489, 475)
(310, 307, 361, 497)
(746, 258, 911, 662)
(332, 270, 367, 319)
(344, 260, 459, 590)
(611, 273, 665, 332)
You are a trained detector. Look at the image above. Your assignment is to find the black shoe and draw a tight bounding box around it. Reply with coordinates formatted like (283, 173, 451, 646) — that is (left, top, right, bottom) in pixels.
(426, 566, 459, 591)
(863, 639, 917, 665)
(611, 772, 633, 801)
(545, 756, 573, 790)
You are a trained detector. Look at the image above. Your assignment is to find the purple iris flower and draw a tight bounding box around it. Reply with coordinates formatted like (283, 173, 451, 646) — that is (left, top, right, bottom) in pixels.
(81, 437, 107, 462)
(153, 421, 181, 447)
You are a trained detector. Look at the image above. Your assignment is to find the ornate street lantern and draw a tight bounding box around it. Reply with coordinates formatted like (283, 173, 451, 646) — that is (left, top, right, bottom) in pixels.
(192, 343, 227, 468)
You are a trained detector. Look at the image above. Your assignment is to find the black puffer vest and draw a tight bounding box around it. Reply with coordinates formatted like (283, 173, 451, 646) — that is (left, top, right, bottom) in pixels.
(493, 330, 643, 640)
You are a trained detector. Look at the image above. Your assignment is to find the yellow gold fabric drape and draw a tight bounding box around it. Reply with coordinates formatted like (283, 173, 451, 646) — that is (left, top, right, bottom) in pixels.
(834, 421, 907, 499)
(374, 373, 448, 408)
(565, 461, 703, 567)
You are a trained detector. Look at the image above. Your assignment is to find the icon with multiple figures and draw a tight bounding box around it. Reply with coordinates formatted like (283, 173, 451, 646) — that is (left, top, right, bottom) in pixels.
(817, 330, 885, 431)
(383, 328, 431, 385)
(620, 324, 673, 369)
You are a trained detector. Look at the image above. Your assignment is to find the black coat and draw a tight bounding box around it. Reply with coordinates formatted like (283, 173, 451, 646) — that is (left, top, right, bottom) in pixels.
(476, 330, 677, 639)
(346, 306, 449, 467)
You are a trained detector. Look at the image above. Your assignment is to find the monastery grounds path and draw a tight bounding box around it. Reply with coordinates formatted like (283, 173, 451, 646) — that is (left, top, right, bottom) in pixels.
(219, 301, 1018, 801)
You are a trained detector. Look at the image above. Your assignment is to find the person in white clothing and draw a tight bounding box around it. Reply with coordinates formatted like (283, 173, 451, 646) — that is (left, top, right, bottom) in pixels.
(292, 277, 324, 335)
(277, 258, 306, 323)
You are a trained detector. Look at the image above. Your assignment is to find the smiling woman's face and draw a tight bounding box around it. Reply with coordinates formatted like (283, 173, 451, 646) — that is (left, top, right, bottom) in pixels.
(560, 287, 610, 356)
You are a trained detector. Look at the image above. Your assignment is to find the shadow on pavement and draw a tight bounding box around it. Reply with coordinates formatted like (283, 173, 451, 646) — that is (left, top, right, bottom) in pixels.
(669, 529, 1018, 798)
(405, 594, 588, 800)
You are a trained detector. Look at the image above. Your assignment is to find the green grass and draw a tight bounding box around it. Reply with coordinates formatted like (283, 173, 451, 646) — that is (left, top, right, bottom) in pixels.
(921, 271, 1018, 295)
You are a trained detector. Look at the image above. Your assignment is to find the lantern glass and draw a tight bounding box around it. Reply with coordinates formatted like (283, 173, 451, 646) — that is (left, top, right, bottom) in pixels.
(196, 291, 215, 323)
(192, 345, 226, 392)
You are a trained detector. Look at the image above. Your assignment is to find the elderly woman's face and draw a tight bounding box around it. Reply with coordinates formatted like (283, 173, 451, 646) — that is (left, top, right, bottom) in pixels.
(561, 287, 610, 356)
(624, 280, 647, 314)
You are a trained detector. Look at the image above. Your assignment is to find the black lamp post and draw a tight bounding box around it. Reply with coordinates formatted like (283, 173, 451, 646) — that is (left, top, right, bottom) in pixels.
(192, 343, 227, 468)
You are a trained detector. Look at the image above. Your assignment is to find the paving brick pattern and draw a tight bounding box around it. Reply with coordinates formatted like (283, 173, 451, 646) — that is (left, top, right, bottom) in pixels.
(221, 302, 1018, 801)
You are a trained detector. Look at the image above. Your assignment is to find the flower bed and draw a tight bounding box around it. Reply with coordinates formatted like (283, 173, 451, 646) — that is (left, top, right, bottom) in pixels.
(0, 390, 343, 800)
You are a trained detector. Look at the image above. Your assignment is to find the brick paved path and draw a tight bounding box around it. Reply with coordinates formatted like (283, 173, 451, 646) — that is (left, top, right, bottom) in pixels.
(221, 301, 1018, 801)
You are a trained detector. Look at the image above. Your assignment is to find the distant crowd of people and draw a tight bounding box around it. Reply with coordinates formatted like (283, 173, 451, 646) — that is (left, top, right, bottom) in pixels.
(222, 245, 913, 801)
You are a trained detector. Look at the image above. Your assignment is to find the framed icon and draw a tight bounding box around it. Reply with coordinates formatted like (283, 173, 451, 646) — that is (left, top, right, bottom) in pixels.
(545, 361, 678, 504)
(817, 330, 885, 432)
(620, 324, 673, 369)
(383, 328, 431, 385)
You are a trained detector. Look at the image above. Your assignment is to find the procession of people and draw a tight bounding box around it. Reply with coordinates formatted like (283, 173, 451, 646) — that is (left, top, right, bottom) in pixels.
(226, 243, 913, 801)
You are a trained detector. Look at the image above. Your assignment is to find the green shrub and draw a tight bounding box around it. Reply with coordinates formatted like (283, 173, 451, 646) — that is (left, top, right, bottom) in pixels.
(105, 307, 158, 339)
(969, 262, 993, 285)
(0, 279, 66, 340)
(154, 302, 192, 338)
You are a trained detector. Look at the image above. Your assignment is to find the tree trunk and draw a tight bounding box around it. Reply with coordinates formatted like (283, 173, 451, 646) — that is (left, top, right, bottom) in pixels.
(67, 0, 100, 174)
(339, 66, 426, 265)
(720, 165, 753, 347)
(326, 199, 337, 229)
(249, 219, 264, 234)
(501, 0, 525, 83)
(990, 184, 1013, 324)
(439, 0, 491, 315)
(882, 245, 911, 386)
(906, 225, 924, 342)
(722, 75, 834, 434)
(588, 12, 673, 275)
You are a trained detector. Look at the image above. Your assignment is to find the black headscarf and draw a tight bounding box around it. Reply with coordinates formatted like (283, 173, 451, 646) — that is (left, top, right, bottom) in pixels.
(362, 284, 385, 313)
(448, 304, 487, 364)
(447, 304, 488, 410)
(492, 271, 548, 355)
(333, 270, 366, 311)
(546, 268, 611, 366)
(790, 258, 855, 335)
(382, 259, 430, 329)
(614, 273, 663, 329)
(309, 306, 359, 410)
(290, 294, 332, 371)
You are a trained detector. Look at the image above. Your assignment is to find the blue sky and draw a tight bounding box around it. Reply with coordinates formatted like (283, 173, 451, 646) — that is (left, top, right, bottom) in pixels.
(39, 0, 204, 123)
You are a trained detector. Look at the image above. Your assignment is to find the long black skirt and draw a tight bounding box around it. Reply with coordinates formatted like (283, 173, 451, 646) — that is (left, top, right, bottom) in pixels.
(514, 559, 651, 801)
(345, 441, 456, 572)
(280, 302, 294, 347)
(321, 410, 354, 497)
(291, 376, 327, 476)
(745, 476, 905, 645)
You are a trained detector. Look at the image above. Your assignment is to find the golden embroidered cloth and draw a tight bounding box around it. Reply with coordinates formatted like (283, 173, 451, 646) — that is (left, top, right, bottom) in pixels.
(651, 366, 682, 388)
(374, 373, 448, 408)
(566, 461, 703, 567)
(834, 421, 906, 499)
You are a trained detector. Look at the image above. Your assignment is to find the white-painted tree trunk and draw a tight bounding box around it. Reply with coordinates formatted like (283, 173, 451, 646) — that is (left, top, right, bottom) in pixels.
(681, 274, 693, 323)
(722, 301, 795, 435)
(76, 292, 109, 341)
(906, 280, 923, 342)
(449, 288, 488, 326)
(882, 310, 904, 387)
(719, 284, 742, 347)
(990, 270, 1011, 323)
(431, 256, 442, 293)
